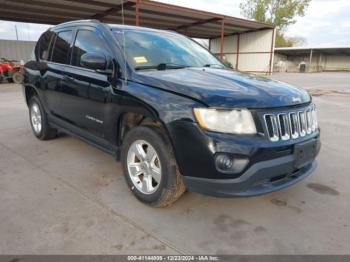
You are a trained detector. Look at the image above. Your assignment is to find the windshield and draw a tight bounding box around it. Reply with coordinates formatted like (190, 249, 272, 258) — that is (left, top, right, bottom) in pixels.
(112, 29, 225, 70)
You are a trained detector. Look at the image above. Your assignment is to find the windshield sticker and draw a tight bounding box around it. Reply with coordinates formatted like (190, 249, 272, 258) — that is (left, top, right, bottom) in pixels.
(134, 56, 148, 63)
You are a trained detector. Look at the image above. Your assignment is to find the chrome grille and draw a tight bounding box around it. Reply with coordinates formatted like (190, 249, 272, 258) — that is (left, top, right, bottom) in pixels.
(264, 105, 318, 142)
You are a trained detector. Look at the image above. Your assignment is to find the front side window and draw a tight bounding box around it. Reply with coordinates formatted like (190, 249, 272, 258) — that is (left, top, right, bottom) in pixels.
(51, 31, 72, 64)
(72, 30, 108, 68)
(112, 29, 224, 70)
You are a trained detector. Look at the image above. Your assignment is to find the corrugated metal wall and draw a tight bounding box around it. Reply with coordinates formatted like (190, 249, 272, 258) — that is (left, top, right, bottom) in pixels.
(0, 39, 36, 62)
(324, 55, 350, 71)
(210, 29, 275, 74)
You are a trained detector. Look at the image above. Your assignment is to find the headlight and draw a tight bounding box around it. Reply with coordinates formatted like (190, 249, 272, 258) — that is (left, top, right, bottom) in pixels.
(193, 108, 257, 135)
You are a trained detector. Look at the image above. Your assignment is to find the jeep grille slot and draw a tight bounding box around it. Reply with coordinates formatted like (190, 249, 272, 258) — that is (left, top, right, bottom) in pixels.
(264, 106, 318, 142)
(264, 115, 279, 141)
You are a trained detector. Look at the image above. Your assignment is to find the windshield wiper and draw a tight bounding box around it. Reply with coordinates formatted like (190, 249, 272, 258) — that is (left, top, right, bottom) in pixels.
(135, 63, 189, 71)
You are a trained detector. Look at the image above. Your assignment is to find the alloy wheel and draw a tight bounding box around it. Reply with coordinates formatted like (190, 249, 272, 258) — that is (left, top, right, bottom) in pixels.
(127, 140, 162, 194)
(30, 102, 42, 134)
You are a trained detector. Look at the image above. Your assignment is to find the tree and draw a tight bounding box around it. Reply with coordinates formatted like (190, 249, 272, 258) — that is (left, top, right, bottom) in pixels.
(240, 0, 311, 47)
(276, 35, 306, 47)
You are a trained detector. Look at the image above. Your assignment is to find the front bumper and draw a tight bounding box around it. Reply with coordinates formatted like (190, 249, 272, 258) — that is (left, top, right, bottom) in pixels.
(183, 156, 316, 197)
(168, 120, 320, 197)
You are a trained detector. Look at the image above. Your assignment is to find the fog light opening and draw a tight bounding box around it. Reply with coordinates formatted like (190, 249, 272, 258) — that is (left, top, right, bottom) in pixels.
(215, 154, 249, 174)
(216, 154, 234, 170)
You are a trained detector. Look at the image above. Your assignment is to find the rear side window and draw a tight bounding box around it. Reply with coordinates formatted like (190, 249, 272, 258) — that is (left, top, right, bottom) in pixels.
(72, 30, 108, 67)
(51, 31, 73, 64)
(38, 31, 54, 60)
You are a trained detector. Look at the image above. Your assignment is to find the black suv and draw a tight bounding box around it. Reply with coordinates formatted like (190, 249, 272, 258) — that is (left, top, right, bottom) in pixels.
(23, 20, 320, 207)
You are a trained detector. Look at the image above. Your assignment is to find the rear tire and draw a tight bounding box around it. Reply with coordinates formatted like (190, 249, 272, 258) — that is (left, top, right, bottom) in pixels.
(29, 96, 57, 140)
(121, 125, 185, 207)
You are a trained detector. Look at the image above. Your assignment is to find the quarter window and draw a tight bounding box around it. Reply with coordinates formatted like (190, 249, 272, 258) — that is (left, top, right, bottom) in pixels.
(72, 30, 108, 68)
(38, 31, 54, 60)
(51, 31, 72, 64)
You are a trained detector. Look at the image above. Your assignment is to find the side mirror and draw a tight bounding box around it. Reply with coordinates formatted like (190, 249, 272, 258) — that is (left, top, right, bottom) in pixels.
(80, 52, 107, 71)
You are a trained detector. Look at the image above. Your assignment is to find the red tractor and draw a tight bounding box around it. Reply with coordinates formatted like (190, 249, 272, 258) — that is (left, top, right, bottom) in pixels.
(0, 58, 24, 84)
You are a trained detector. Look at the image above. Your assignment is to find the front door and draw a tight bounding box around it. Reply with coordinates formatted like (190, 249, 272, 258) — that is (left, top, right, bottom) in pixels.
(60, 28, 116, 140)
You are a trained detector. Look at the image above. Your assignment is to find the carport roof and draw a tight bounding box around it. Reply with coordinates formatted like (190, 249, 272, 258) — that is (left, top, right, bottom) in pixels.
(0, 0, 274, 39)
(275, 47, 350, 56)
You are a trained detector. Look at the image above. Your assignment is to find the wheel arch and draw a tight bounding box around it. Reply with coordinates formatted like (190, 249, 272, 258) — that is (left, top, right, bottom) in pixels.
(24, 85, 39, 106)
(116, 111, 176, 161)
(117, 111, 169, 145)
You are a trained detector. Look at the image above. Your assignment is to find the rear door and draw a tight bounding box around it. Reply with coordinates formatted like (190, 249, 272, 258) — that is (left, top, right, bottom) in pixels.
(35, 30, 54, 110)
(44, 30, 74, 117)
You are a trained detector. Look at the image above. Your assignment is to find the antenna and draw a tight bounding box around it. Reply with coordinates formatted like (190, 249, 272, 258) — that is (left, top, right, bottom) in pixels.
(121, 0, 128, 83)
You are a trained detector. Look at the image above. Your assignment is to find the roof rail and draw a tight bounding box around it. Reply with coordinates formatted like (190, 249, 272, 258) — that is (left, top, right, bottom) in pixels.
(52, 19, 102, 28)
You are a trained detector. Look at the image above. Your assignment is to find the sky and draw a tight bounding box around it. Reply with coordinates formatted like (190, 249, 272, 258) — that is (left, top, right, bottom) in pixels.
(0, 0, 349, 47)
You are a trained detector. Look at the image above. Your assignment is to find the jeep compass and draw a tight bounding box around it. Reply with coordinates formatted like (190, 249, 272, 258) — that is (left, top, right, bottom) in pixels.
(23, 20, 320, 207)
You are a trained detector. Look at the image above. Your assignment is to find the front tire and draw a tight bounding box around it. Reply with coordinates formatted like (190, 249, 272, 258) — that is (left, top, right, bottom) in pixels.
(29, 96, 57, 140)
(121, 125, 185, 207)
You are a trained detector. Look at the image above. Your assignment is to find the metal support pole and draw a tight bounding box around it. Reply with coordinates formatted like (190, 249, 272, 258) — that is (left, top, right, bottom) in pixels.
(220, 18, 225, 59)
(268, 28, 276, 75)
(236, 34, 240, 70)
(15, 24, 19, 40)
(318, 53, 323, 72)
(309, 49, 313, 72)
(135, 0, 140, 26)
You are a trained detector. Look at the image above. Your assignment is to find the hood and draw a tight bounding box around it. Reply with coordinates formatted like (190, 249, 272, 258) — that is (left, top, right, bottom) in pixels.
(133, 68, 310, 108)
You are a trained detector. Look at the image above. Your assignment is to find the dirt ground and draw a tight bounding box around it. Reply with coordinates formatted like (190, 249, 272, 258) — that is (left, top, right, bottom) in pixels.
(0, 72, 349, 254)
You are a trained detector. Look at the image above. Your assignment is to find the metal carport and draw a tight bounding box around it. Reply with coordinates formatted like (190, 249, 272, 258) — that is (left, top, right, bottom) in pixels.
(0, 0, 275, 73)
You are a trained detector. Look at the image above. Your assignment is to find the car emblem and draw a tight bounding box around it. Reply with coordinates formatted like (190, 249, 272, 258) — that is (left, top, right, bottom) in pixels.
(292, 97, 301, 103)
